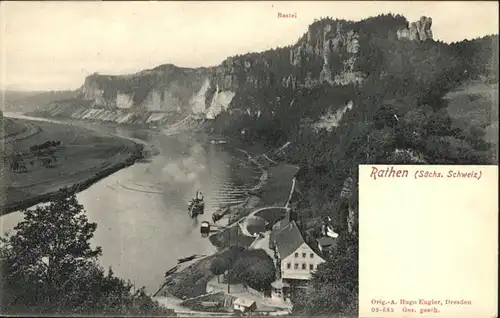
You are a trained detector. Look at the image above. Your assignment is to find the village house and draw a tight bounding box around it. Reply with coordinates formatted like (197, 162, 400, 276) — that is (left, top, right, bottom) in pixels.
(233, 297, 257, 313)
(268, 209, 337, 300)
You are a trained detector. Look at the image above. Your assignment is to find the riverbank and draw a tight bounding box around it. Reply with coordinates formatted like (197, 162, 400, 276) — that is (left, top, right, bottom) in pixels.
(0, 118, 144, 215)
(156, 139, 299, 305)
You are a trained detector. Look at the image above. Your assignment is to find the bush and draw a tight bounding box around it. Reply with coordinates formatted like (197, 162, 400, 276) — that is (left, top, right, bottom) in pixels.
(229, 249, 276, 292)
(210, 245, 245, 277)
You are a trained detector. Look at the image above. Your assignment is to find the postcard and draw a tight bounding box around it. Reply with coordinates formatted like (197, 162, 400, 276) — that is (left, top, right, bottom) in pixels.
(1, 1, 498, 317)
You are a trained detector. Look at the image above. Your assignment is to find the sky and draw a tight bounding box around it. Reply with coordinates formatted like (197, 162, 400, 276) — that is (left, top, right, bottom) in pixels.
(1, 1, 499, 91)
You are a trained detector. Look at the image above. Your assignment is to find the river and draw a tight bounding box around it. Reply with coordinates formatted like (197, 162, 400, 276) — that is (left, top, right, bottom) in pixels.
(0, 113, 262, 293)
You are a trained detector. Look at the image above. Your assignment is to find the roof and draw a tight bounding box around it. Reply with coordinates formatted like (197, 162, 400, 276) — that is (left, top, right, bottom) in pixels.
(318, 236, 337, 249)
(318, 236, 334, 245)
(270, 218, 289, 243)
(274, 221, 306, 258)
(233, 297, 256, 307)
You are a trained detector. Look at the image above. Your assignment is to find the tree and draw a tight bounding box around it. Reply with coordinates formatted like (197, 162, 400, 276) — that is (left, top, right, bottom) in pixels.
(230, 249, 276, 292)
(1, 188, 101, 308)
(210, 256, 228, 283)
(293, 234, 358, 316)
(0, 187, 175, 316)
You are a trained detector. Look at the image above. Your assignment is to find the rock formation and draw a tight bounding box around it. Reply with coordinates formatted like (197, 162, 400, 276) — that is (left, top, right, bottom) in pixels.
(43, 14, 451, 126)
(80, 66, 211, 113)
(313, 100, 354, 132)
(319, 25, 335, 85)
(397, 16, 433, 41)
(47, 17, 370, 124)
(290, 21, 362, 87)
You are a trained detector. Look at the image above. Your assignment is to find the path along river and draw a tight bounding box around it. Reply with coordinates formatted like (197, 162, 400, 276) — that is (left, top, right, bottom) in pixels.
(1, 113, 262, 293)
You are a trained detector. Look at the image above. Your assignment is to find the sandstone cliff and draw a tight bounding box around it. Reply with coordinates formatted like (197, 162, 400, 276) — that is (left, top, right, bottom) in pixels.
(42, 14, 436, 125)
(290, 20, 362, 86)
(397, 16, 433, 41)
(80, 64, 212, 112)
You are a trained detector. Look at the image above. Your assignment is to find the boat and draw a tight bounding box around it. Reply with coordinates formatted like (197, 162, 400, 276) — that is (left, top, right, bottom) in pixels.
(177, 255, 197, 264)
(188, 190, 205, 218)
(212, 204, 230, 223)
(164, 265, 179, 277)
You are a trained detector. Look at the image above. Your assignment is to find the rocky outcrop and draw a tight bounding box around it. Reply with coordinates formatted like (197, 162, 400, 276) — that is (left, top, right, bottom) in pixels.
(80, 65, 212, 113)
(318, 25, 335, 85)
(313, 100, 354, 131)
(48, 17, 371, 124)
(116, 93, 134, 109)
(205, 86, 236, 120)
(397, 16, 433, 41)
(208, 55, 274, 94)
(290, 21, 362, 86)
(44, 14, 442, 126)
(190, 79, 211, 115)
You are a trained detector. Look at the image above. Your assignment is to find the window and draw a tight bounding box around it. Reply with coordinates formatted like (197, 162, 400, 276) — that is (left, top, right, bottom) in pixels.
(302, 263, 306, 270)
(294, 253, 298, 258)
(302, 253, 306, 258)
(294, 263, 298, 269)
(309, 264, 314, 270)
(310, 253, 314, 258)
(287, 263, 291, 269)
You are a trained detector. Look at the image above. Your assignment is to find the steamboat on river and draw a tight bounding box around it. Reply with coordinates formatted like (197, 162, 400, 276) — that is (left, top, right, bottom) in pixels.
(188, 190, 205, 218)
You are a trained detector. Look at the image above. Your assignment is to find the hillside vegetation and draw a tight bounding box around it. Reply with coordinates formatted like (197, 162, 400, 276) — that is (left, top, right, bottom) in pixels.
(206, 14, 498, 316)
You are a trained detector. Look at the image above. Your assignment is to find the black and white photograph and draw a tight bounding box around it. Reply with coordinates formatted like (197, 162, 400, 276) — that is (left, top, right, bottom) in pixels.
(0, 1, 498, 317)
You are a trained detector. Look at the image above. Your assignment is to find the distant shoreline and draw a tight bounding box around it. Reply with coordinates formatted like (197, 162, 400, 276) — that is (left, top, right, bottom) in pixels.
(0, 117, 145, 216)
(0, 145, 144, 216)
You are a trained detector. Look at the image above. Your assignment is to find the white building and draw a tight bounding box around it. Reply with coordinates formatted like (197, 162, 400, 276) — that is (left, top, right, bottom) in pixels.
(233, 297, 257, 313)
(270, 215, 326, 299)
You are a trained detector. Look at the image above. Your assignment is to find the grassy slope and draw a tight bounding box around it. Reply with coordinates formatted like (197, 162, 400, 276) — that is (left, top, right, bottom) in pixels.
(0, 118, 142, 214)
(0, 118, 28, 140)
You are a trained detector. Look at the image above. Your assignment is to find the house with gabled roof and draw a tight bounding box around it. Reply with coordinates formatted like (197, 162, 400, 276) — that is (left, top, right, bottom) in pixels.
(275, 221, 326, 280)
(269, 209, 328, 300)
(233, 297, 257, 313)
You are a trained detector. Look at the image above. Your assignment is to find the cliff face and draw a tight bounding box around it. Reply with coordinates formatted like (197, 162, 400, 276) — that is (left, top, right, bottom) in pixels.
(290, 20, 362, 87)
(397, 16, 433, 41)
(45, 14, 436, 125)
(207, 19, 366, 95)
(80, 65, 212, 113)
(43, 65, 217, 125)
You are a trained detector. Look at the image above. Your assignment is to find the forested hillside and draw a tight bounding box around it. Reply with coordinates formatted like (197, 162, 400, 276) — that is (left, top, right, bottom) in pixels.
(206, 14, 498, 316)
